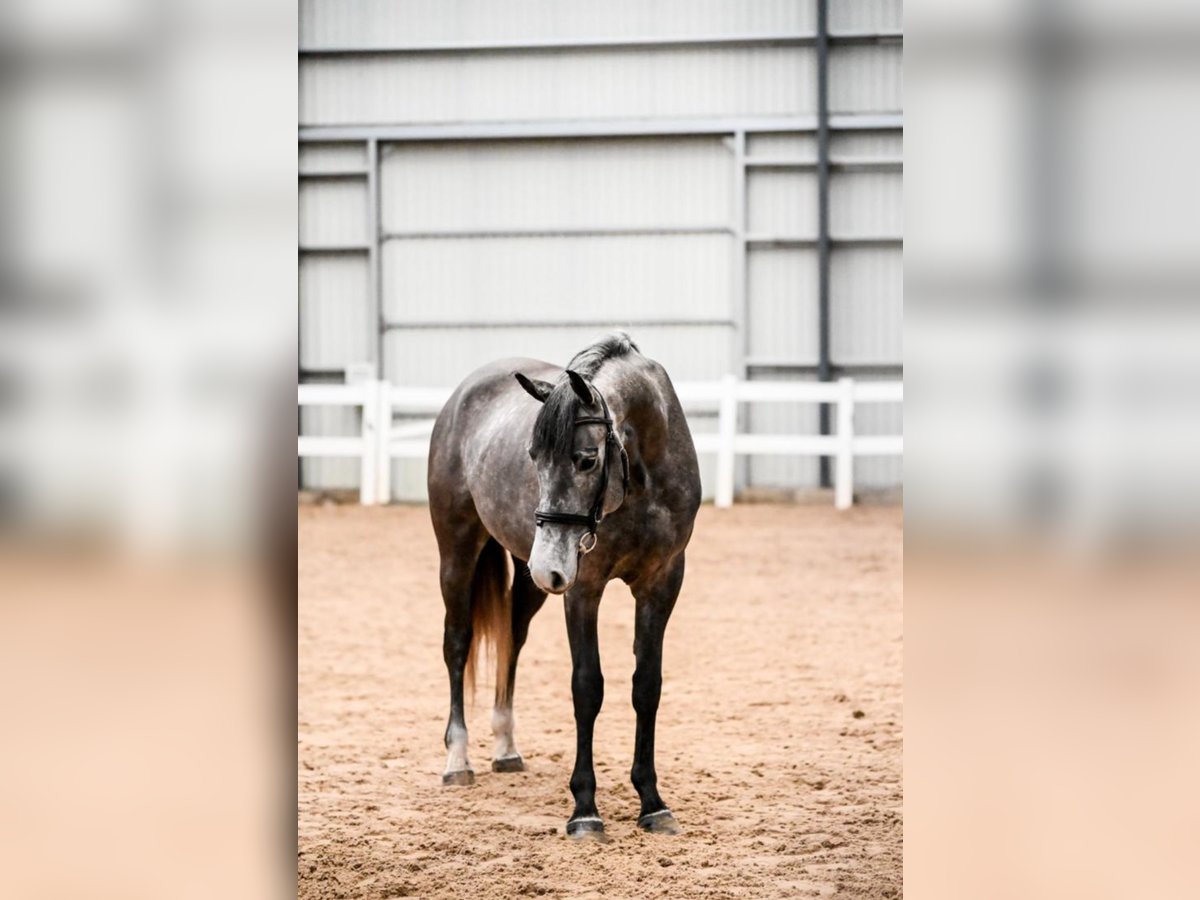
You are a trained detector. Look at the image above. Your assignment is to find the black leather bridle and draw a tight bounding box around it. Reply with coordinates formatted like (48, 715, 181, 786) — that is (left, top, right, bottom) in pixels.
(533, 388, 630, 555)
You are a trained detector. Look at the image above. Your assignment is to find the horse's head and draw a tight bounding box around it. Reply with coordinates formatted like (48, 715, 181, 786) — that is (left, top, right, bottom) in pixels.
(515, 369, 625, 595)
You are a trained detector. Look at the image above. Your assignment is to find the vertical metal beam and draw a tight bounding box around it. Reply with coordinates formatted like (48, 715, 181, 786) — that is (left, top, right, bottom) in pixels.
(731, 130, 749, 496)
(815, 0, 833, 488)
(367, 138, 384, 373)
(731, 130, 748, 378)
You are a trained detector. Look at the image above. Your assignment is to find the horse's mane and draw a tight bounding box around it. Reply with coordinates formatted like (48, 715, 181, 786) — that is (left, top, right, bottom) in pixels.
(531, 333, 640, 457)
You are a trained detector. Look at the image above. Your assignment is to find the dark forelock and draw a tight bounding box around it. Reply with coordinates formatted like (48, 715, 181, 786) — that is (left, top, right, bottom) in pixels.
(529, 333, 639, 457)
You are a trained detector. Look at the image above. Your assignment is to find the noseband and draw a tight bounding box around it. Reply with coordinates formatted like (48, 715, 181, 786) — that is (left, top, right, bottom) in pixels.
(533, 388, 630, 555)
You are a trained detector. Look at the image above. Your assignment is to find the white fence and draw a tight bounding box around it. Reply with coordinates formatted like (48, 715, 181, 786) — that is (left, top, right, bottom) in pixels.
(298, 376, 902, 509)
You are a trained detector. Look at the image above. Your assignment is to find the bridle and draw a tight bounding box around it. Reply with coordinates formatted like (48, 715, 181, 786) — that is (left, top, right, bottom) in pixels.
(533, 387, 630, 556)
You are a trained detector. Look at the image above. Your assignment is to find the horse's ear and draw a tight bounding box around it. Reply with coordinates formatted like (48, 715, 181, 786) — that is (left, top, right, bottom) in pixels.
(515, 373, 553, 403)
(565, 369, 593, 405)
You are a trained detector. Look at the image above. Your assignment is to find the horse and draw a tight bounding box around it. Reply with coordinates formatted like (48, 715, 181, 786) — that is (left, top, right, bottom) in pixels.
(426, 333, 701, 839)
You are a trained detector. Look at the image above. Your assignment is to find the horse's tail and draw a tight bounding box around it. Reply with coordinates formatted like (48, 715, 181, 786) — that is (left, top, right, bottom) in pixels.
(463, 538, 513, 706)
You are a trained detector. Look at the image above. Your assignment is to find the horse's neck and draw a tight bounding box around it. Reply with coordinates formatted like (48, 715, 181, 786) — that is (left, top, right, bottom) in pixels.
(595, 364, 667, 464)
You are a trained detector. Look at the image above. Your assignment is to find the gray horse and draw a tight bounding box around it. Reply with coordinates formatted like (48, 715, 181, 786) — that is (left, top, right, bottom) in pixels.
(427, 333, 701, 839)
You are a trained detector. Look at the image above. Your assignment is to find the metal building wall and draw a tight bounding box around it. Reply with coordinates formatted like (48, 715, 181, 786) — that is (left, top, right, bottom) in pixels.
(298, 0, 902, 499)
(300, 1, 815, 46)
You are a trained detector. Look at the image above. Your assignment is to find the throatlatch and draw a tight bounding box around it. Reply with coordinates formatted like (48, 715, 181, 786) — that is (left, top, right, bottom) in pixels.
(533, 387, 630, 554)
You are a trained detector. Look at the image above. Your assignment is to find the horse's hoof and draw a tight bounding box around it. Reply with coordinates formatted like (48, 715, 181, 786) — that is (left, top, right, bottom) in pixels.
(566, 816, 609, 842)
(441, 769, 475, 786)
(491, 754, 525, 773)
(638, 809, 682, 835)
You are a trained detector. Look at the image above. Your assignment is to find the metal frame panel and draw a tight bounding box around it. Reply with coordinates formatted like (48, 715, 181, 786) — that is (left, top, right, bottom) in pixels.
(299, 31, 903, 56)
(299, 114, 902, 143)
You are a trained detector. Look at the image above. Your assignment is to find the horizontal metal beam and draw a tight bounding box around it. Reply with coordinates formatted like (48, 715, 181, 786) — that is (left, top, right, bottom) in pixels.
(299, 244, 370, 254)
(745, 360, 903, 373)
(746, 235, 903, 247)
(299, 31, 903, 57)
(299, 169, 368, 179)
(299, 367, 348, 382)
(381, 225, 731, 241)
(383, 318, 732, 331)
(745, 156, 902, 170)
(299, 114, 902, 143)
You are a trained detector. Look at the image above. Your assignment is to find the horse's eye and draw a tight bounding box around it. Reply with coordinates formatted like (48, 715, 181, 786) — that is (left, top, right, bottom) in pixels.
(578, 455, 597, 472)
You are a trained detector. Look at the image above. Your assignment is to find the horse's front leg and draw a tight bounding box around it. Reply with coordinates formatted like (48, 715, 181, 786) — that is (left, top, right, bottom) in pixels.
(629, 553, 685, 834)
(563, 584, 606, 840)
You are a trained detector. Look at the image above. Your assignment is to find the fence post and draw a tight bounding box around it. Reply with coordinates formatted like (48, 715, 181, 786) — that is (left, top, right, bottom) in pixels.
(835, 377, 854, 510)
(359, 379, 379, 506)
(375, 380, 392, 504)
(715, 374, 737, 508)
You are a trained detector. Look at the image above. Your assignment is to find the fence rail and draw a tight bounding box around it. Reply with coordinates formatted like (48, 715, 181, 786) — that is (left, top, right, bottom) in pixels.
(298, 376, 902, 509)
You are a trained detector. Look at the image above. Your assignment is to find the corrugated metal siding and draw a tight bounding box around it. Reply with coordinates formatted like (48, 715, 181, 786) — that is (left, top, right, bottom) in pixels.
(301, 0, 814, 46)
(300, 48, 815, 126)
(829, 130, 902, 159)
(829, 44, 902, 114)
(830, 170, 902, 236)
(299, 179, 368, 245)
(747, 247, 818, 361)
(383, 324, 731, 388)
(299, 142, 367, 173)
(830, 247, 902, 363)
(828, 0, 903, 33)
(747, 132, 816, 159)
(747, 170, 817, 235)
(379, 137, 731, 231)
(299, 254, 372, 368)
(382, 235, 731, 325)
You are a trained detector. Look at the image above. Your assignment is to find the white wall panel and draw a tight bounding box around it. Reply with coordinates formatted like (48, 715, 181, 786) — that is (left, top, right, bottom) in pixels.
(301, 48, 814, 126)
(747, 247, 818, 361)
(747, 132, 816, 160)
(382, 235, 731, 325)
(830, 170, 902, 236)
(299, 254, 372, 368)
(383, 324, 731, 388)
(747, 170, 817, 235)
(380, 137, 731, 231)
(299, 142, 367, 173)
(829, 130, 902, 159)
(299, 179, 368, 245)
(829, 0, 903, 33)
(301, 0, 814, 47)
(830, 247, 902, 363)
(829, 44, 902, 114)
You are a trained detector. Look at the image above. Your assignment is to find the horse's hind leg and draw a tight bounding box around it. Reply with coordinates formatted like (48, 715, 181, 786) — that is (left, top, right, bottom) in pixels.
(439, 529, 488, 786)
(491, 558, 546, 772)
(629, 554, 686, 834)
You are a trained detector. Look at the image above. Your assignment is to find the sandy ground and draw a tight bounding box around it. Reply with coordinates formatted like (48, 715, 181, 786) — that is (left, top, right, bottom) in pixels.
(299, 504, 902, 899)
